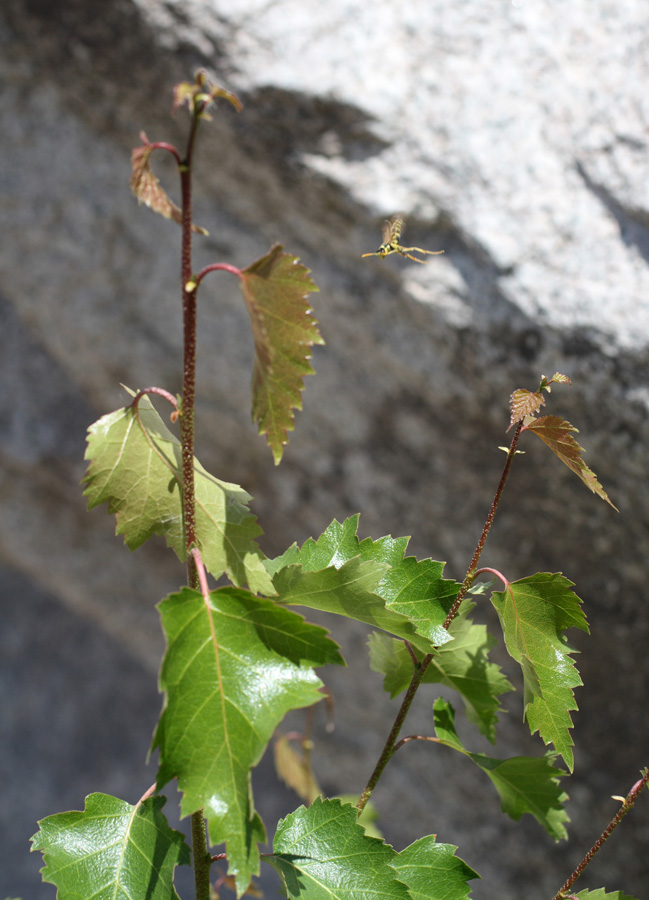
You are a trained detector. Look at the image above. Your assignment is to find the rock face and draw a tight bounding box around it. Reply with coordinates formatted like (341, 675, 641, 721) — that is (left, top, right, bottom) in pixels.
(2, 1, 648, 897)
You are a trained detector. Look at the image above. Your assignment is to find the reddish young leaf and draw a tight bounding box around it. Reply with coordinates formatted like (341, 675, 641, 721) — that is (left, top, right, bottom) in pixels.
(547, 372, 572, 386)
(172, 81, 198, 114)
(130, 136, 208, 235)
(509, 388, 545, 428)
(523, 415, 618, 510)
(173, 72, 242, 117)
(509, 372, 572, 429)
(239, 244, 323, 464)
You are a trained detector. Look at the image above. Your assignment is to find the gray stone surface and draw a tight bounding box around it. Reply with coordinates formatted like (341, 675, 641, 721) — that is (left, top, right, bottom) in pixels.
(1, 1, 648, 898)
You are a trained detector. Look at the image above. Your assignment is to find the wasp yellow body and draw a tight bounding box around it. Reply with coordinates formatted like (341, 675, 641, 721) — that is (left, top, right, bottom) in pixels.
(362, 214, 444, 264)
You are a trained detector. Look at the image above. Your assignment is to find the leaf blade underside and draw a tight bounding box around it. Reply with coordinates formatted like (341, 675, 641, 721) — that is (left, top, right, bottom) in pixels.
(489, 573, 588, 771)
(240, 244, 323, 464)
(83, 391, 274, 594)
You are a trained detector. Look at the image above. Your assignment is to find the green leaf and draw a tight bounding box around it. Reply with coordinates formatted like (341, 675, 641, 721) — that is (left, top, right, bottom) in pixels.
(240, 244, 323, 464)
(265, 514, 406, 576)
(574, 891, 641, 900)
(522, 415, 617, 510)
(31, 793, 189, 900)
(369, 600, 514, 742)
(392, 835, 479, 900)
(268, 516, 459, 652)
(83, 391, 274, 594)
(378, 555, 460, 647)
(490, 573, 589, 771)
(153, 587, 341, 894)
(335, 795, 383, 840)
(267, 797, 410, 900)
(368, 632, 413, 688)
(432, 699, 569, 840)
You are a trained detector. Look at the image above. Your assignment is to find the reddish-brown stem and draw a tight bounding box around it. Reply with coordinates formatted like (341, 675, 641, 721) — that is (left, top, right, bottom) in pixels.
(131, 386, 178, 414)
(141, 135, 183, 166)
(191, 809, 212, 900)
(393, 735, 439, 753)
(135, 782, 158, 807)
(404, 641, 419, 671)
(190, 262, 242, 291)
(177, 98, 212, 900)
(190, 547, 210, 600)
(551, 770, 649, 899)
(442, 420, 523, 630)
(356, 421, 524, 815)
(178, 109, 203, 591)
(473, 567, 511, 592)
(356, 663, 430, 813)
(188, 534, 214, 896)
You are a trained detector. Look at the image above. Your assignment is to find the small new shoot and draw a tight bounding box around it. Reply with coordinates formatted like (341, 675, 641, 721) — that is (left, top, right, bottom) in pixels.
(362, 214, 444, 264)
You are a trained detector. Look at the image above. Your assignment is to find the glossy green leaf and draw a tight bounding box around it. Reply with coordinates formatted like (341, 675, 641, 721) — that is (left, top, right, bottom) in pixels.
(265, 514, 408, 576)
(153, 587, 341, 894)
(432, 699, 569, 840)
(392, 835, 479, 900)
(377, 554, 459, 647)
(369, 600, 513, 742)
(240, 244, 322, 464)
(490, 573, 589, 771)
(267, 516, 459, 652)
(31, 793, 189, 900)
(335, 795, 383, 839)
(267, 797, 410, 900)
(83, 391, 274, 594)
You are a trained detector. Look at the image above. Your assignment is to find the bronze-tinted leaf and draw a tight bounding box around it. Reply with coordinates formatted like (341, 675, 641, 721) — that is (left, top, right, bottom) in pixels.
(130, 136, 208, 235)
(523, 415, 618, 510)
(239, 245, 322, 464)
(509, 388, 545, 428)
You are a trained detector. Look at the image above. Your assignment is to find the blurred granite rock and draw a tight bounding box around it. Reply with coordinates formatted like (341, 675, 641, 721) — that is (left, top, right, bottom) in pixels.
(1, 2, 647, 898)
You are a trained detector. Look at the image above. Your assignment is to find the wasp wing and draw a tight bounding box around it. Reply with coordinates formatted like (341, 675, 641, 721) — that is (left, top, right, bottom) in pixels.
(388, 213, 405, 243)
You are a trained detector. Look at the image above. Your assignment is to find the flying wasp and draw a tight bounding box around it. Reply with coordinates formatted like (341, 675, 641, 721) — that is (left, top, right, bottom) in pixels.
(362, 214, 444, 264)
